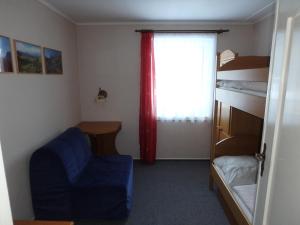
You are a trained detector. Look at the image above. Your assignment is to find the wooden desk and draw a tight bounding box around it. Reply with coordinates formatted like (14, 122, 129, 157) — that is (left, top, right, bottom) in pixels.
(14, 221, 73, 225)
(78, 121, 121, 156)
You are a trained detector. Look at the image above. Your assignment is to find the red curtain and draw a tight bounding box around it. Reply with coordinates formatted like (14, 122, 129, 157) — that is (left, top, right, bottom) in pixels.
(139, 32, 157, 164)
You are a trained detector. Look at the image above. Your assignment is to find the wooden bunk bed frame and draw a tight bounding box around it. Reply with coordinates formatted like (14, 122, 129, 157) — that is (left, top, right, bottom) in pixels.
(210, 136, 261, 225)
(210, 50, 270, 225)
(216, 50, 269, 119)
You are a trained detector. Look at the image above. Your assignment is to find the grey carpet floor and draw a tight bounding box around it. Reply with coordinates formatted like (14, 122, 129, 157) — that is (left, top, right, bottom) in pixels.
(76, 160, 229, 225)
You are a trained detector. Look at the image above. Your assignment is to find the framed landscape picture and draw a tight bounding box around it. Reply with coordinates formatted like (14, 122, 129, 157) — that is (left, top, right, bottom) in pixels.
(44, 48, 63, 74)
(0, 35, 13, 73)
(15, 40, 42, 74)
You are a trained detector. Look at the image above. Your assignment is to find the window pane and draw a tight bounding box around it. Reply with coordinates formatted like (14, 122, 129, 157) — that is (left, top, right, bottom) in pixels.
(154, 33, 217, 122)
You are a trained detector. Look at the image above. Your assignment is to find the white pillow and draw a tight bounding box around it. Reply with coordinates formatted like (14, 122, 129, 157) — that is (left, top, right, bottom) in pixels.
(214, 156, 258, 186)
(214, 155, 257, 169)
(223, 165, 258, 186)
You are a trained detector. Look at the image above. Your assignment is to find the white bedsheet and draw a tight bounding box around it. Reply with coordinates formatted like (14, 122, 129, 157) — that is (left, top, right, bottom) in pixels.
(213, 156, 258, 223)
(232, 184, 257, 223)
(213, 156, 258, 186)
(218, 87, 266, 97)
(217, 81, 267, 93)
(214, 165, 257, 223)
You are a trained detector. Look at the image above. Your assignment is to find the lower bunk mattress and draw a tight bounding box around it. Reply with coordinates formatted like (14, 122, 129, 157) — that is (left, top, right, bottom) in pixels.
(232, 184, 257, 223)
(213, 156, 258, 223)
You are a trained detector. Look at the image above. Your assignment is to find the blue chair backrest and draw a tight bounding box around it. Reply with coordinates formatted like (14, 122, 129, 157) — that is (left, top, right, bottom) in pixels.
(42, 127, 91, 183)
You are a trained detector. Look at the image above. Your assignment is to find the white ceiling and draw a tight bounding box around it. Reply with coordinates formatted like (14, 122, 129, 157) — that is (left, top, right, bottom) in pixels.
(39, 0, 275, 24)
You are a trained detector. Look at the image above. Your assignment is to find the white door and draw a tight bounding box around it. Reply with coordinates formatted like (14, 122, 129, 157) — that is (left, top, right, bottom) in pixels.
(0, 142, 13, 225)
(254, 0, 300, 224)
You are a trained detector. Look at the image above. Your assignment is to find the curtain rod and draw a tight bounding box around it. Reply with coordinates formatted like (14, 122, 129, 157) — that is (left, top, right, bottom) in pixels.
(135, 29, 229, 34)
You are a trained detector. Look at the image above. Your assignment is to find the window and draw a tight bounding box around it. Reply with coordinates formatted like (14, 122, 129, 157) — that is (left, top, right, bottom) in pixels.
(154, 33, 217, 122)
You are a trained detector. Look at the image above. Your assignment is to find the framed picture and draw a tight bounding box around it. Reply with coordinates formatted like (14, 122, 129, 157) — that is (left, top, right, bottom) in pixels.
(0, 35, 13, 73)
(44, 48, 63, 74)
(15, 40, 42, 74)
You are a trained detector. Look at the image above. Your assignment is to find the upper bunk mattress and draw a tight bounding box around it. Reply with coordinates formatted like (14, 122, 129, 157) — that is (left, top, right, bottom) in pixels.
(216, 81, 267, 97)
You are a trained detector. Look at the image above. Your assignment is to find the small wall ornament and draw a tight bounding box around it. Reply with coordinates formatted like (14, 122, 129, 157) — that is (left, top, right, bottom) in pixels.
(95, 88, 108, 103)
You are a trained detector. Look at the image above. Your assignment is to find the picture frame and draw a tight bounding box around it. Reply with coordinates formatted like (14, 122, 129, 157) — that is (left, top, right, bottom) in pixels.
(0, 35, 13, 73)
(14, 40, 43, 74)
(44, 47, 63, 75)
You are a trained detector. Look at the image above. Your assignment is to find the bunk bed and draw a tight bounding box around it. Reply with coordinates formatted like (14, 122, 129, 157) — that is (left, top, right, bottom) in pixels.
(210, 50, 270, 225)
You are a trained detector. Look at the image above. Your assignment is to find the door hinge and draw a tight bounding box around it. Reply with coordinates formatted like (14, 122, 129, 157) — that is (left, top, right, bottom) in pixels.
(255, 143, 266, 177)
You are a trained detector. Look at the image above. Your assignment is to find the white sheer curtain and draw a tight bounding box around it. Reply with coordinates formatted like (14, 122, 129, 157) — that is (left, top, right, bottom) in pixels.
(154, 33, 217, 122)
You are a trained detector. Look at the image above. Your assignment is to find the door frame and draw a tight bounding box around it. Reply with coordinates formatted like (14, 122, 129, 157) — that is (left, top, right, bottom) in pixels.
(0, 141, 14, 225)
(254, 1, 300, 224)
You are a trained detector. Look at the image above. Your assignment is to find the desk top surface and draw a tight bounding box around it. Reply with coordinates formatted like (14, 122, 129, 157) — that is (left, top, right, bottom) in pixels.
(78, 121, 121, 135)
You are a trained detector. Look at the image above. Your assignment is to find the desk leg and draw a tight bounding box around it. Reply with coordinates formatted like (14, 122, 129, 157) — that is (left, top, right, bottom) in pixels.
(86, 135, 98, 154)
(86, 132, 120, 156)
(86, 133, 119, 156)
(95, 133, 119, 155)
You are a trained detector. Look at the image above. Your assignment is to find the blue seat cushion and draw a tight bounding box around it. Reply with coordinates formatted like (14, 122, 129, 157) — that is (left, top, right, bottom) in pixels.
(72, 155, 133, 219)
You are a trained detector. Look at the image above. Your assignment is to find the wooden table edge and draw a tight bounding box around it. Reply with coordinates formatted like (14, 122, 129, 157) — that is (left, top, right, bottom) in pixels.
(14, 220, 74, 225)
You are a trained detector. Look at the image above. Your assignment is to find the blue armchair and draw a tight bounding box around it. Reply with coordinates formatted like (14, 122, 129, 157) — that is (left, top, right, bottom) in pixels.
(30, 127, 133, 220)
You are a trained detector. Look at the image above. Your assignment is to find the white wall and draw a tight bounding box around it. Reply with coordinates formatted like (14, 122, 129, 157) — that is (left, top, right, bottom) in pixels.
(0, 0, 80, 219)
(253, 15, 275, 56)
(77, 23, 255, 159)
